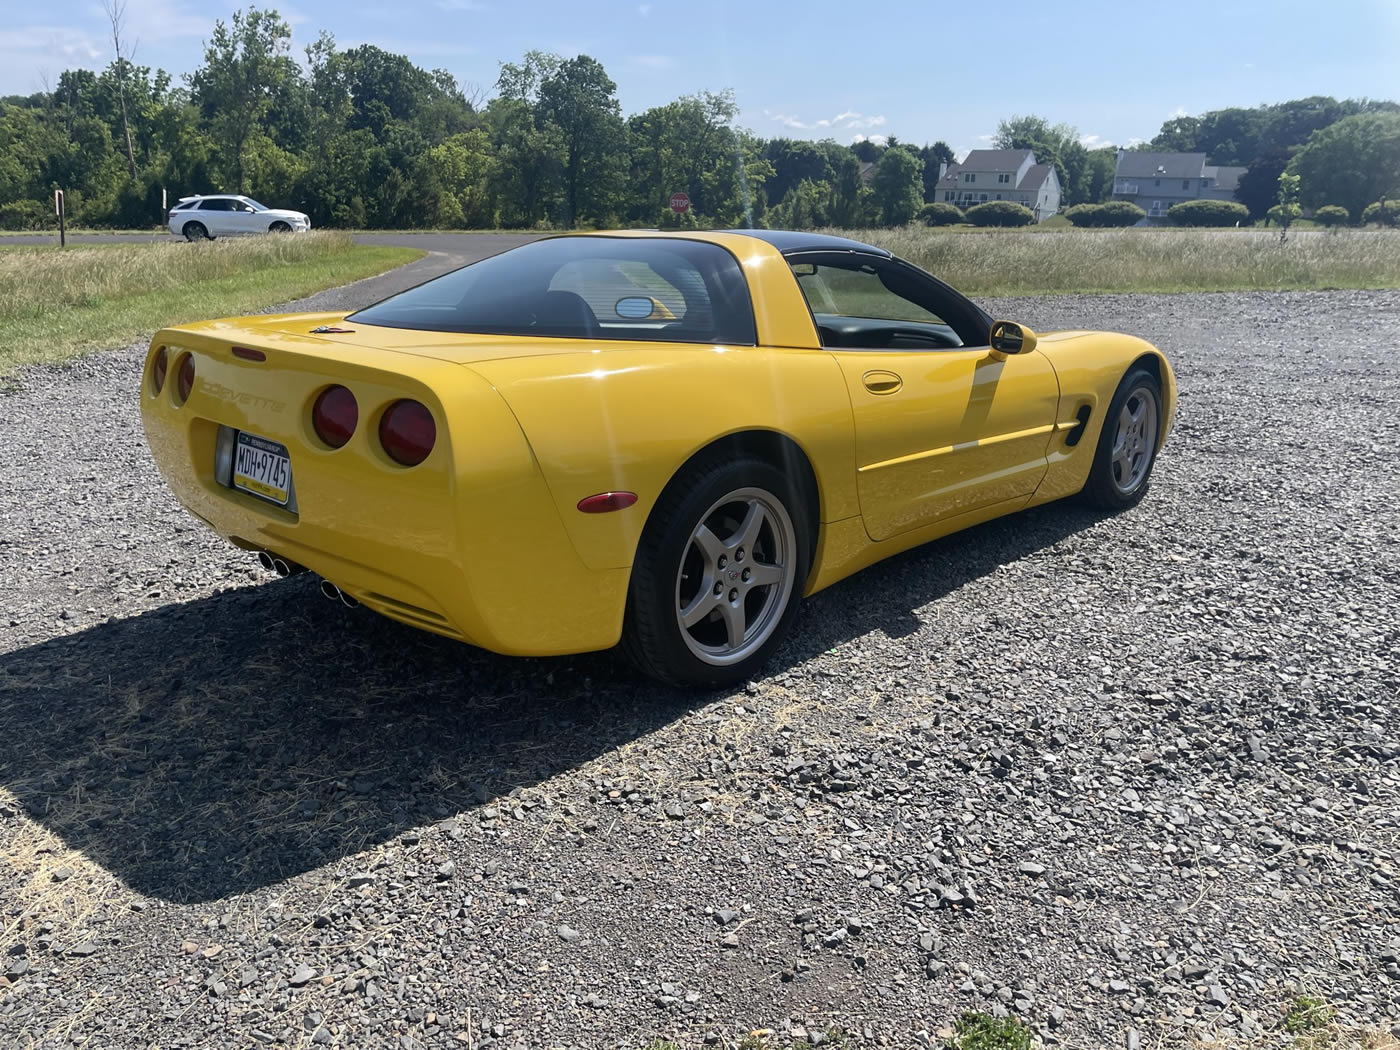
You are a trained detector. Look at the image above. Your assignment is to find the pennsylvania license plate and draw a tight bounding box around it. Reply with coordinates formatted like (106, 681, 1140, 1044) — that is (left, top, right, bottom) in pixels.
(232, 431, 292, 506)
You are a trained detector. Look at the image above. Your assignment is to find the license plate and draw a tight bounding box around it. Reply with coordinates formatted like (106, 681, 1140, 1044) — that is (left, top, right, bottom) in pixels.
(232, 431, 292, 506)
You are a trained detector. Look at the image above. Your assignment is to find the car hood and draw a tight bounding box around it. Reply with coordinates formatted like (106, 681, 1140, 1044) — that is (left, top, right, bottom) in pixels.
(259, 208, 308, 220)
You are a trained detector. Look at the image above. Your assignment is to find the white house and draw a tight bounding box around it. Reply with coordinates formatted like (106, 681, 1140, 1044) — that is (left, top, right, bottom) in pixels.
(934, 149, 1061, 220)
(1111, 151, 1247, 221)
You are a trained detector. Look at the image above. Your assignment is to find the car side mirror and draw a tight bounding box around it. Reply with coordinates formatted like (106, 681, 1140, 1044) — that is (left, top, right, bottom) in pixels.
(989, 320, 1038, 355)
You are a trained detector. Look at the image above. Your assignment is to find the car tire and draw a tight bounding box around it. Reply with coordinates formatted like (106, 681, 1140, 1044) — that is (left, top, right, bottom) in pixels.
(269, 221, 291, 233)
(622, 454, 812, 688)
(182, 222, 209, 242)
(1080, 366, 1163, 510)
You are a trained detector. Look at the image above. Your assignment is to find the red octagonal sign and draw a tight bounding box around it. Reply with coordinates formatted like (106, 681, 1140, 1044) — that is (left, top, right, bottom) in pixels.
(669, 192, 691, 214)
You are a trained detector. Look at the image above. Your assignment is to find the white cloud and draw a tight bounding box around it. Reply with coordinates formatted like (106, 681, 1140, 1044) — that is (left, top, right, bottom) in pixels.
(976, 133, 993, 142)
(1168, 105, 1188, 118)
(111, 0, 212, 44)
(629, 54, 673, 69)
(638, 2, 652, 13)
(0, 26, 103, 62)
(766, 109, 886, 132)
(437, 0, 488, 10)
(1127, 136, 1145, 147)
(1080, 133, 1108, 148)
(852, 133, 887, 147)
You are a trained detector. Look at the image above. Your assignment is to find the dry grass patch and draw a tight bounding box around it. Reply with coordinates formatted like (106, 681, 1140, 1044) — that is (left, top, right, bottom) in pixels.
(0, 232, 421, 376)
(826, 227, 1400, 296)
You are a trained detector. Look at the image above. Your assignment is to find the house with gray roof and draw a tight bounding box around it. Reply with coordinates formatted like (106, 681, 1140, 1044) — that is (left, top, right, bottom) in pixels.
(1112, 150, 1248, 221)
(934, 149, 1061, 221)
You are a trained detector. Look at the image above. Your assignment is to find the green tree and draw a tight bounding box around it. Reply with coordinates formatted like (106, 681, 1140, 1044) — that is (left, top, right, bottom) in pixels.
(189, 7, 295, 192)
(1271, 171, 1301, 241)
(535, 55, 625, 226)
(870, 146, 922, 226)
(1288, 111, 1400, 220)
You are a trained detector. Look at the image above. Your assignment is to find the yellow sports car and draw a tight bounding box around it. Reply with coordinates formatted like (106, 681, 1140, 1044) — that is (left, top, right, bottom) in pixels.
(140, 230, 1175, 686)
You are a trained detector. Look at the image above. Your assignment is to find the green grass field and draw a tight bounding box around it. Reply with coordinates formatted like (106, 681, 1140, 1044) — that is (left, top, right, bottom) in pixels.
(0, 232, 421, 376)
(833, 226, 1400, 295)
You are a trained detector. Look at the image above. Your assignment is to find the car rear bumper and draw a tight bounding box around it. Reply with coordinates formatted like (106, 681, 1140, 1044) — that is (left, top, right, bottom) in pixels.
(138, 330, 630, 656)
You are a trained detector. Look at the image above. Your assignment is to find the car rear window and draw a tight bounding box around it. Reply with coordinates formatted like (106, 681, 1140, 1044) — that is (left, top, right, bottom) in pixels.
(347, 237, 756, 346)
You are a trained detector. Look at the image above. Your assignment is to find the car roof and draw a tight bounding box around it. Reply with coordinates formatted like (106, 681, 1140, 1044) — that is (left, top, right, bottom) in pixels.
(721, 229, 890, 257)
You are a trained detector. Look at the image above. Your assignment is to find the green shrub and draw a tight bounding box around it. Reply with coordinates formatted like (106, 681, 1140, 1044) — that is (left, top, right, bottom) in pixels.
(919, 202, 964, 226)
(0, 199, 52, 231)
(964, 201, 1035, 227)
(1167, 199, 1251, 226)
(1313, 205, 1350, 228)
(1283, 995, 1335, 1034)
(1361, 199, 1400, 227)
(949, 1012, 1032, 1050)
(1064, 201, 1145, 228)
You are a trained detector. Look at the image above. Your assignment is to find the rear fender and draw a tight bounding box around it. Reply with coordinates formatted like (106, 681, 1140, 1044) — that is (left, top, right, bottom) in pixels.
(471, 345, 860, 571)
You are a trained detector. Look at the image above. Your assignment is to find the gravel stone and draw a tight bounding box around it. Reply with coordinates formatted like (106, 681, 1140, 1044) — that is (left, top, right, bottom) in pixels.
(2, 265, 1399, 1048)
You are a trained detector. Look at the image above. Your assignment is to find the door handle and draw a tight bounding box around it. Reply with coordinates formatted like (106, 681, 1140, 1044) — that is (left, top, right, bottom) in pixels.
(862, 370, 902, 395)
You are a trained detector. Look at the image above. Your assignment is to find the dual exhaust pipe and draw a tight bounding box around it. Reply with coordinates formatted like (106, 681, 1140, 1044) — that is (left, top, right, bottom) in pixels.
(257, 550, 358, 608)
(319, 579, 360, 609)
(257, 550, 306, 578)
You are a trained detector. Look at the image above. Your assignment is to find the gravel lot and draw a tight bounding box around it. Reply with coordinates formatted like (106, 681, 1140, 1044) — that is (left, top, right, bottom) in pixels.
(2, 256, 1399, 1050)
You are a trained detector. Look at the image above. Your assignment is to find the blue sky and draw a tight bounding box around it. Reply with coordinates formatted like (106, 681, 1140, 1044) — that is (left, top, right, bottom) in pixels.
(3, 0, 1398, 158)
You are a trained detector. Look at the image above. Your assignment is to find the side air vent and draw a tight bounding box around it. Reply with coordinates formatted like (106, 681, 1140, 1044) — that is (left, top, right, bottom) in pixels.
(1064, 404, 1092, 447)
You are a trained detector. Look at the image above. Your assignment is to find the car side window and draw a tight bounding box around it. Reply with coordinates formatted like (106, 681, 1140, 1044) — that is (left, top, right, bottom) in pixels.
(789, 257, 966, 351)
(200, 199, 233, 211)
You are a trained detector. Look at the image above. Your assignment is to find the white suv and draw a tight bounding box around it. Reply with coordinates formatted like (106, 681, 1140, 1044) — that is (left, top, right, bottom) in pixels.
(168, 195, 312, 240)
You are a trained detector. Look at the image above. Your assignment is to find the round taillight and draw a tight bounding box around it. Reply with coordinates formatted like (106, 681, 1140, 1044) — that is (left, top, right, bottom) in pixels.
(151, 347, 168, 394)
(176, 354, 195, 402)
(312, 385, 358, 449)
(379, 399, 436, 466)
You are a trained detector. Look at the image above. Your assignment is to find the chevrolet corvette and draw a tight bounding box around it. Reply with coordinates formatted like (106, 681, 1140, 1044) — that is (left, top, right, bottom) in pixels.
(140, 230, 1176, 686)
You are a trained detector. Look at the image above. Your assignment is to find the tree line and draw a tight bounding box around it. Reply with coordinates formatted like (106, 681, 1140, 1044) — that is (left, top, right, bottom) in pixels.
(1, 6, 1396, 231)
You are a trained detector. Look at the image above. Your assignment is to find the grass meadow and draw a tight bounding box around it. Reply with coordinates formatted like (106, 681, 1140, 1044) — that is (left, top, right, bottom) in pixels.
(0, 232, 421, 376)
(829, 226, 1400, 296)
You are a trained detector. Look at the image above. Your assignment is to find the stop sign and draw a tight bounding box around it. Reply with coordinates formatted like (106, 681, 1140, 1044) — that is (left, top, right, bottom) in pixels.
(669, 192, 690, 215)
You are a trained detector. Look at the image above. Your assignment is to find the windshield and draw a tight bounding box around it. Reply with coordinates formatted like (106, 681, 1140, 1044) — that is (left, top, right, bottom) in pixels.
(348, 236, 757, 345)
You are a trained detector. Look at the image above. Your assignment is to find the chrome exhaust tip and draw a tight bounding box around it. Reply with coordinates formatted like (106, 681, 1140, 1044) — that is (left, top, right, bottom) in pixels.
(319, 579, 359, 609)
(259, 551, 307, 577)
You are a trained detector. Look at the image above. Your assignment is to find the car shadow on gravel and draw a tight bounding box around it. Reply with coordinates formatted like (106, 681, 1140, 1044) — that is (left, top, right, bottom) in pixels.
(0, 502, 1106, 903)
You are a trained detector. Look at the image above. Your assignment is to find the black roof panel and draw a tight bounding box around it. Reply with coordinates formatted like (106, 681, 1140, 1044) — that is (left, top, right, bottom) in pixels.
(722, 229, 890, 257)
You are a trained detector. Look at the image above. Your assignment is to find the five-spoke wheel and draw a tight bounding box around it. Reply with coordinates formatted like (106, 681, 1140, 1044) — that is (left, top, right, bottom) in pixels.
(624, 454, 811, 687)
(1083, 366, 1163, 509)
(675, 487, 797, 666)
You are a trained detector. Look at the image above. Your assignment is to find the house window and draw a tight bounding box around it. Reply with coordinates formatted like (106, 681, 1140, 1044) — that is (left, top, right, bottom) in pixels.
(1154, 179, 1161, 187)
(1182, 180, 1190, 190)
(945, 192, 954, 202)
(998, 173, 1011, 184)
(1150, 200, 1164, 216)
(963, 173, 976, 183)
(996, 193, 1002, 200)
(979, 193, 988, 202)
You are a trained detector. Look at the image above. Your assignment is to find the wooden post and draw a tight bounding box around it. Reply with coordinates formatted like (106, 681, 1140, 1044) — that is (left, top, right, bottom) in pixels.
(55, 188, 66, 248)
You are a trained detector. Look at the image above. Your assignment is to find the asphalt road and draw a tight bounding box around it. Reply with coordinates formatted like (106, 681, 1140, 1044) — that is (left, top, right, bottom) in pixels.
(2, 260, 1399, 1047)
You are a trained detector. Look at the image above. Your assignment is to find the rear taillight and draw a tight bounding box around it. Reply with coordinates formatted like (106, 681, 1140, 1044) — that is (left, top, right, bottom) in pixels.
(312, 385, 358, 448)
(176, 354, 195, 402)
(379, 399, 436, 466)
(151, 347, 168, 394)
